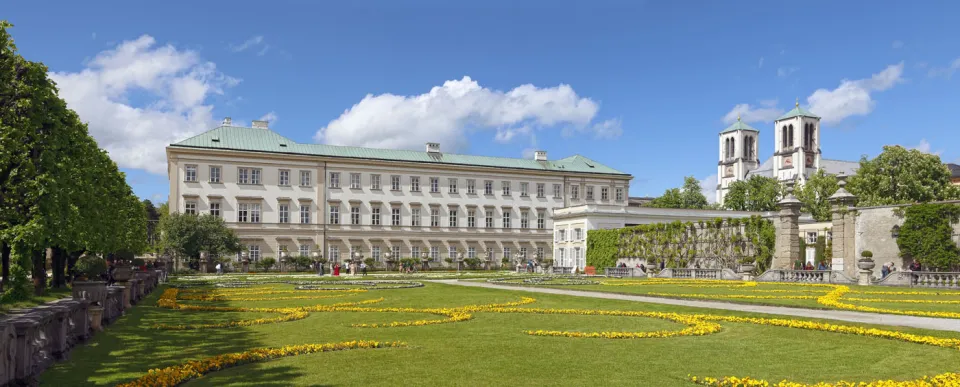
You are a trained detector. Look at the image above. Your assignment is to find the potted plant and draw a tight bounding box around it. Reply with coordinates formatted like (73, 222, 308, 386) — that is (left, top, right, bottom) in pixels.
(444, 257, 454, 266)
(645, 259, 659, 273)
(364, 257, 376, 271)
(858, 250, 876, 270)
(501, 257, 510, 269)
(738, 258, 756, 273)
(539, 258, 554, 274)
(72, 254, 108, 307)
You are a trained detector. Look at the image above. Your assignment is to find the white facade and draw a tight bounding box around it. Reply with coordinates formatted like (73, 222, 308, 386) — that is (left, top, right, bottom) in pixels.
(552, 204, 762, 269)
(167, 123, 632, 266)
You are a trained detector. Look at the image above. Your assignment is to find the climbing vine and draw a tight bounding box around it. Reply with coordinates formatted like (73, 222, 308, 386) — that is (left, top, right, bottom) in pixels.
(897, 204, 960, 271)
(586, 216, 775, 270)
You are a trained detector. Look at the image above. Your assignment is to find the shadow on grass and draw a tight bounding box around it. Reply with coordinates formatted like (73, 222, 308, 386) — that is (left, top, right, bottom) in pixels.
(39, 286, 281, 386)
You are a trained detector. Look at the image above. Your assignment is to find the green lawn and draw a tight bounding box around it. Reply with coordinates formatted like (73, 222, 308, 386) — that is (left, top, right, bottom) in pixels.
(40, 276, 960, 386)
(509, 277, 960, 316)
(0, 285, 72, 314)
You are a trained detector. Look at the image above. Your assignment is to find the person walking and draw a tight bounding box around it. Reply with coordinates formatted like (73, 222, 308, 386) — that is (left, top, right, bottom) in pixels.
(333, 263, 341, 276)
(215, 263, 222, 275)
(361, 262, 368, 276)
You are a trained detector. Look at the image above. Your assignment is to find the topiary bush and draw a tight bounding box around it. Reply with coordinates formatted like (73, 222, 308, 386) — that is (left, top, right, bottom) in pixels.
(860, 250, 873, 259)
(74, 255, 108, 280)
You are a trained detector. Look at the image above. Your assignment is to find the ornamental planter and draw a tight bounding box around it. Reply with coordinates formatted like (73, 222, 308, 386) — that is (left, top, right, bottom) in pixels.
(738, 263, 756, 273)
(72, 281, 107, 306)
(113, 264, 133, 282)
(857, 258, 876, 271)
(645, 263, 658, 273)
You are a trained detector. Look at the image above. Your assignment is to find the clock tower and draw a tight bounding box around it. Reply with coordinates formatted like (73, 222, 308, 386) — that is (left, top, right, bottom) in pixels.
(773, 99, 821, 185)
(716, 114, 760, 205)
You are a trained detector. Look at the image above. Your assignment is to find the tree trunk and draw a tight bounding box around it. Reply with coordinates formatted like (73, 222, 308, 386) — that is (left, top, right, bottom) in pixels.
(1, 241, 10, 292)
(51, 247, 65, 288)
(67, 250, 82, 283)
(32, 248, 48, 296)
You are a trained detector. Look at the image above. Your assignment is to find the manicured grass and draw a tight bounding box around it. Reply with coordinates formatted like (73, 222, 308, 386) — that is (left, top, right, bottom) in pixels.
(520, 277, 960, 315)
(41, 277, 960, 386)
(0, 285, 72, 314)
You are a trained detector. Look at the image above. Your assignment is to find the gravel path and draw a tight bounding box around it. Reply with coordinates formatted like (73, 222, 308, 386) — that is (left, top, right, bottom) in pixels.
(431, 280, 960, 332)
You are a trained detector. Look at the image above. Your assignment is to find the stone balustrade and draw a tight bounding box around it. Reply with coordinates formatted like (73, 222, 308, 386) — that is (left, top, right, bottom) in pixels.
(656, 268, 741, 280)
(604, 267, 643, 278)
(551, 267, 574, 275)
(0, 270, 160, 384)
(755, 270, 856, 284)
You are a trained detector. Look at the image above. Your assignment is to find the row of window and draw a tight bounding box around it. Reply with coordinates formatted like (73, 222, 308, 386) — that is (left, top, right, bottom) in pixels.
(184, 165, 626, 202)
(780, 124, 817, 150)
(184, 200, 548, 229)
(241, 244, 545, 262)
(185, 165, 313, 186)
(555, 228, 585, 242)
(329, 205, 547, 229)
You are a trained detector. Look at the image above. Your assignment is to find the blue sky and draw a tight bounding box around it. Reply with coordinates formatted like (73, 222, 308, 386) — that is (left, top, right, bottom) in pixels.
(6, 0, 960, 203)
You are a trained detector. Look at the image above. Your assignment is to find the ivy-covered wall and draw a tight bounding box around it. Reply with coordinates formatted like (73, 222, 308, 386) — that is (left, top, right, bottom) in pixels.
(585, 216, 775, 270)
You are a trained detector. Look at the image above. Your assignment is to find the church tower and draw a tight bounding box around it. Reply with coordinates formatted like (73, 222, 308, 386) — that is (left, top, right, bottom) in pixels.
(772, 99, 821, 185)
(716, 114, 760, 205)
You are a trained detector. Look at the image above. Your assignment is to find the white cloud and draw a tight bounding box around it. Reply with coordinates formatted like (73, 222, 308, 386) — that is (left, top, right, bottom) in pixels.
(700, 174, 718, 204)
(892, 40, 904, 49)
(315, 76, 619, 151)
(909, 139, 942, 155)
(928, 58, 960, 79)
(229, 35, 264, 53)
(259, 111, 278, 125)
(806, 62, 904, 124)
(722, 102, 785, 124)
(758, 57, 765, 68)
(50, 35, 238, 175)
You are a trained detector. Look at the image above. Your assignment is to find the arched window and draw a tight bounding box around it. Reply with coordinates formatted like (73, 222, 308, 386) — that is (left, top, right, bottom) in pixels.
(724, 138, 729, 159)
(804, 124, 815, 149)
(781, 126, 789, 149)
(744, 136, 754, 160)
(788, 125, 794, 147)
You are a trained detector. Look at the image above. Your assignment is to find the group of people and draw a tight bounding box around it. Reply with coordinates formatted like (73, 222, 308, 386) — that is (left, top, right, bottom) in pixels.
(328, 262, 369, 276)
(793, 259, 831, 271)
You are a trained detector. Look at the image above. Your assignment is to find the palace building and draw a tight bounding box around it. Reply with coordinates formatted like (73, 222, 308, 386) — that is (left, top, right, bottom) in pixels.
(166, 118, 633, 269)
(716, 101, 859, 206)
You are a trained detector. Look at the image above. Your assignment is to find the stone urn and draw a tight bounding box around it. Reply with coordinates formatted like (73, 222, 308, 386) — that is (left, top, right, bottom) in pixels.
(241, 259, 250, 273)
(72, 280, 108, 306)
(113, 263, 133, 282)
(857, 258, 876, 271)
(645, 263, 658, 273)
(738, 263, 756, 273)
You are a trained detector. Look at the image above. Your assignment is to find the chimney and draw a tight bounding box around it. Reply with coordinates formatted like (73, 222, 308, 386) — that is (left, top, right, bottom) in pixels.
(252, 120, 269, 129)
(222, 117, 232, 126)
(534, 150, 547, 161)
(426, 142, 441, 153)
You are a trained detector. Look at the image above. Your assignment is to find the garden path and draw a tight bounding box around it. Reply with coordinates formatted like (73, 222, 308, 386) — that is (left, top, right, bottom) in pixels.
(432, 280, 960, 332)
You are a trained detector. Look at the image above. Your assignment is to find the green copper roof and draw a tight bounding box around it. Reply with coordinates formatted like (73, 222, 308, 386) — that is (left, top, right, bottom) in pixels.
(720, 120, 759, 133)
(170, 126, 629, 176)
(777, 106, 821, 120)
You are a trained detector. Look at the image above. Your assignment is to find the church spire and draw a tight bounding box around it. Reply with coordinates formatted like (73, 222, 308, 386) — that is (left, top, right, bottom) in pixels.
(737, 112, 741, 122)
(795, 98, 799, 108)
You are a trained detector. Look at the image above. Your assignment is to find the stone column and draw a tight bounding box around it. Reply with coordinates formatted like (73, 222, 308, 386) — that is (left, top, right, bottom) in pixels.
(828, 173, 858, 278)
(772, 180, 802, 270)
(118, 282, 132, 309)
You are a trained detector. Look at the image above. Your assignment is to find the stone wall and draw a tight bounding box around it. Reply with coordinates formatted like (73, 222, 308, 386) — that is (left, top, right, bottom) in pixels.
(853, 204, 960, 278)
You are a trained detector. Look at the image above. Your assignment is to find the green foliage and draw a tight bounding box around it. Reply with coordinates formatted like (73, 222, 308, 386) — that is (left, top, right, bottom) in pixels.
(463, 257, 481, 269)
(444, 258, 454, 264)
(0, 21, 147, 298)
(159, 213, 243, 265)
(257, 257, 277, 271)
(860, 250, 873, 258)
(132, 258, 145, 267)
(848, 145, 960, 206)
(723, 176, 782, 212)
(292, 256, 313, 271)
(795, 170, 839, 221)
(814, 236, 827, 265)
(540, 258, 553, 268)
(897, 204, 960, 270)
(363, 257, 376, 268)
(74, 255, 107, 279)
(585, 229, 620, 269)
(586, 216, 775, 270)
(649, 176, 708, 209)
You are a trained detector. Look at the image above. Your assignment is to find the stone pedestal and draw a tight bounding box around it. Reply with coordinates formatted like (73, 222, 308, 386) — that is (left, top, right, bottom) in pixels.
(118, 282, 132, 309)
(89, 306, 103, 331)
(773, 183, 802, 270)
(858, 269, 873, 286)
